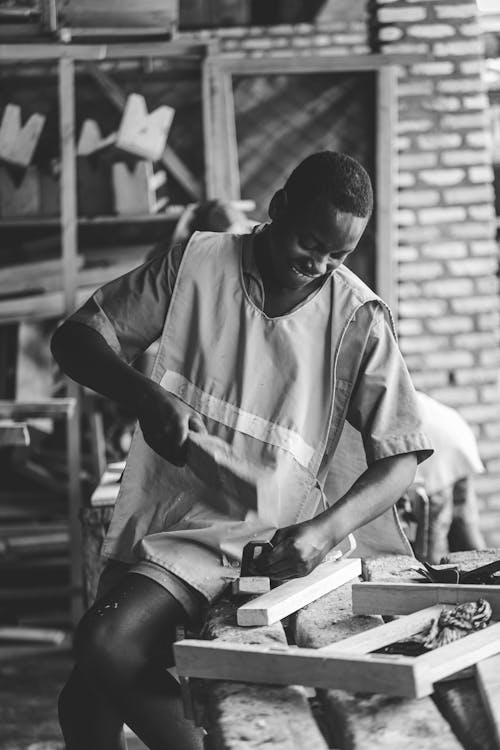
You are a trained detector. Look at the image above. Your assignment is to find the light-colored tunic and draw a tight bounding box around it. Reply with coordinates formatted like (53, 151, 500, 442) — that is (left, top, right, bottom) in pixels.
(70, 230, 432, 601)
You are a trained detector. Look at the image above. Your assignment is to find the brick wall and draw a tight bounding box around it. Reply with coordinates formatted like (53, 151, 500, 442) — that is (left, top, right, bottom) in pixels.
(182, 0, 500, 545)
(375, 0, 500, 545)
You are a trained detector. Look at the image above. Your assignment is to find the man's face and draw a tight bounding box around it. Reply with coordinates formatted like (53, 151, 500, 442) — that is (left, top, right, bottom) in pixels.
(268, 196, 369, 292)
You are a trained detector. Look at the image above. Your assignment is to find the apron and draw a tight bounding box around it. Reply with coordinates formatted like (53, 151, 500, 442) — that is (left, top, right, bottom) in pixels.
(102, 231, 411, 600)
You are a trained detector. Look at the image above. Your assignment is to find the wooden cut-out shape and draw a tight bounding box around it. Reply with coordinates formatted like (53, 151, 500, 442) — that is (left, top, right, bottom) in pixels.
(77, 119, 115, 156)
(0, 104, 46, 168)
(112, 161, 167, 214)
(116, 94, 174, 161)
(0, 165, 40, 217)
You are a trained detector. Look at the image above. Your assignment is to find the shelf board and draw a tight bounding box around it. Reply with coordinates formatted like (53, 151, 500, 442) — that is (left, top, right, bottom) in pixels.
(0, 209, 184, 228)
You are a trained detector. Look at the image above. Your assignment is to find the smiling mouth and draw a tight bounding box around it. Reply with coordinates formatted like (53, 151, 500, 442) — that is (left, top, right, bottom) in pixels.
(290, 262, 320, 280)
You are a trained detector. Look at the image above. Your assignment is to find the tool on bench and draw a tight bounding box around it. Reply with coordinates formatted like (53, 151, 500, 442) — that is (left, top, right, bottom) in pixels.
(417, 559, 500, 585)
(232, 540, 272, 596)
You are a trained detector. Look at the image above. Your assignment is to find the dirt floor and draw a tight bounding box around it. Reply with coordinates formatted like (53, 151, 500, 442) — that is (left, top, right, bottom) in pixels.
(0, 649, 146, 750)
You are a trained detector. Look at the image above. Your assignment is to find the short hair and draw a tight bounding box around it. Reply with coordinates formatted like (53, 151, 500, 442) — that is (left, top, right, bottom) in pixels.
(284, 151, 373, 219)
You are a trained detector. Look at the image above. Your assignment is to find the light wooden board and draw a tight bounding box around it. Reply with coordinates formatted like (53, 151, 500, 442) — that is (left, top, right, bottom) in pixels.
(352, 582, 500, 619)
(0, 104, 45, 167)
(237, 557, 361, 626)
(116, 93, 174, 162)
(476, 655, 500, 749)
(175, 639, 425, 698)
(175, 620, 500, 699)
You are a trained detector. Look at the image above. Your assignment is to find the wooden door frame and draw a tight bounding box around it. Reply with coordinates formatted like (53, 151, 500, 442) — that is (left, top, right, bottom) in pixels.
(202, 53, 398, 311)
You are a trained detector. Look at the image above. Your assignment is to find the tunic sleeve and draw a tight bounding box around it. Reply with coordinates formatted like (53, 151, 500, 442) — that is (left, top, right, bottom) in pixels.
(67, 241, 186, 364)
(346, 303, 433, 465)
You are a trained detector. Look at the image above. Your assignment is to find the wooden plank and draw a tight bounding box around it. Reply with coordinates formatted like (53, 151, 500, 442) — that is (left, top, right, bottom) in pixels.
(319, 606, 442, 655)
(0, 399, 75, 419)
(0, 626, 67, 646)
(210, 53, 432, 76)
(237, 558, 362, 626)
(352, 582, 500, 619)
(0, 104, 45, 167)
(174, 639, 425, 698)
(476, 655, 500, 749)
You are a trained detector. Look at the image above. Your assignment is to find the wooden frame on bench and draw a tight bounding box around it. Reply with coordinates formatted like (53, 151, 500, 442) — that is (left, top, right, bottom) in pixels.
(175, 606, 500, 699)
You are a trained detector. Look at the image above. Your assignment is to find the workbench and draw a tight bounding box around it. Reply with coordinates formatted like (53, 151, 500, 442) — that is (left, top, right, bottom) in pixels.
(81, 503, 499, 749)
(195, 549, 500, 750)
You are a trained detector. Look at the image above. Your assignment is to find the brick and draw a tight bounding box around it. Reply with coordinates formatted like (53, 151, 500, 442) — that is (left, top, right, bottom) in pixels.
(398, 318, 423, 336)
(427, 316, 473, 334)
(484, 420, 500, 439)
(241, 37, 274, 49)
(444, 184, 495, 204)
(449, 222, 494, 239)
(430, 386, 478, 406)
(460, 22, 481, 37)
(476, 276, 500, 295)
(437, 78, 481, 94)
(397, 171, 416, 187)
(483, 458, 500, 475)
(411, 370, 449, 389)
(407, 23, 455, 39)
(424, 96, 461, 112)
(398, 80, 434, 96)
(399, 335, 448, 354)
(448, 257, 498, 276)
(315, 46, 353, 56)
(397, 118, 433, 133)
(470, 240, 499, 256)
(397, 135, 411, 150)
(411, 61, 454, 76)
(398, 260, 442, 280)
(454, 332, 497, 349)
(378, 6, 426, 23)
(397, 209, 417, 226)
(396, 246, 419, 262)
(418, 206, 467, 224)
(455, 367, 499, 385)
(424, 350, 475, 369)
(479, 311, 500, 330)
(399, 152, 438, 169)
(468, 204, 496, 222)
(381, 42, 429, 54)
(435, 4, 477, 20)
(468, 165, 495, 183)
(441, 149, 489, 166)
(460, 60, 483, 75)
(419, 168, 465, 186)
(398, 281, 421, 299)
(480, 348, 500, 367)
(418, 132, 462, 150)
(466, 131, 491, 148)
(460, 403, 500, 423)
(421, 241, 467, 259)
(399, 299, 448, 317)
(433, 39, 481, 57)
(481, 384, 500, 403)
(440, 112, 487, 129)
(463, 94, 490, 111)
(423, 277, 474, 297)
(398, 225, 441, 242)
(330, 33, 367, 45)
(478, 440, 500, 460)
(398, 189, 440, 207)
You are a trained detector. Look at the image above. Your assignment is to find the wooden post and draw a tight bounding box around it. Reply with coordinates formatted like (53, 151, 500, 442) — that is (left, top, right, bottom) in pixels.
(59, 57, 84, 626)
(376, 65, 397, 313)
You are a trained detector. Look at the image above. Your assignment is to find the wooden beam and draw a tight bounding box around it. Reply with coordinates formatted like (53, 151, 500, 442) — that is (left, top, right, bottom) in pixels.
(0, 419, 29, 448)
(209, 53, 432, 76)
(476, 655, 500, 749)
(319, 606, 442, 655)
(0, 41, 206, 62)
(237, 557, 361, 626)
(376, 65, 397, 311)
(352, 582, 500, 619)
(0, 399, 75, 419)
(174, 639, 424, 698)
